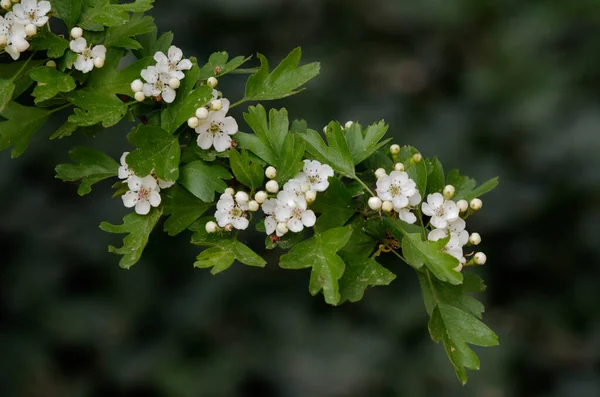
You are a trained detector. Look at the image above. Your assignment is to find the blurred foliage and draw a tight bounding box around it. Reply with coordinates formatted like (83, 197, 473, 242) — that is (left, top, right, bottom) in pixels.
(2, 0, 600, 396)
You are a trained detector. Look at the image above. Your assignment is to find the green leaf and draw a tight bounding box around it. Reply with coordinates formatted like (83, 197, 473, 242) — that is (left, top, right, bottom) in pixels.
(344, 120, 392, 165)
(0, 58, 45, 98)
(80, 0, 154, 30)
(447, 170, 499, 202)
(302, 122, 355, 177)
(67, 88, 128, 128)
(52, 0, 82, 28)
(229, 149, 264, 190)
(419, 272, 499, 384)
(179, 160, 233, 202)
(29, 66, 76, 103)
(341, 218, 379, 256)
(338, 254, 396, 303)
(126, 125, 180, 182)
(55, 147, 118, 195)
(0, 79, 15, 112)
(244, 48, 320, 101)
(100, 209, 162, 269)
(162, 184, 212, 236)
(50, 121, 79, 140)
(400, 146, 427, 196)
(279, 226, 353, 305)
(29, 31, 70, 58)
(105, 14, 155, 49)
(311, 177, 355, 233)
(134, 29, 174, 59)
(197, 52, 251, 80)
(0, 101, 51, 157)
(194, 246, 235, 274)
(426, 157, 445, 195)
(385, 218, 462, 284)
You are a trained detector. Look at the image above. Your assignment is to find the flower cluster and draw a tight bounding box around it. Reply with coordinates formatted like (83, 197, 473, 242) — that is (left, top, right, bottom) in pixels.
(370, 164, 421, 224)
(131, 46, 192, 103)
(69, 35, 106, 73)
(187, 84, 239, 153)
(422, 192, 486, 271)
(118, 152, 174, 215)
(0, 0, 50, 60)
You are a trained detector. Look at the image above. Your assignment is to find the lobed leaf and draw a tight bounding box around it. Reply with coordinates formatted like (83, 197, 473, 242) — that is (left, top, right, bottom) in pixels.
(29, 66, 76, 103)
(338, 254, 396, 303)
(302, 122, 355, 177)
(344, 120, 392, 165)
(0, 102, 51, 157)
(55, 147, 119, 195)
(126, 125, 181, 182)
(197, 52, 251, 80)
(162, 185, 212, 236)
(52, 0, 82, 29)
(179, 160, 233, 202)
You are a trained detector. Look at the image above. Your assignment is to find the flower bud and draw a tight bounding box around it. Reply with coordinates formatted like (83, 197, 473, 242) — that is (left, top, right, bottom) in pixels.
(224, 187, 235, 196)
(457, 199, 468, 213)
(254, 191, 268, 204)
(224, 224, 233, 232)
(301, 184, 311, 193)
(443, 184, 455, 200)
(266, 180, 279, 193)
(374, 168, 386, 179)
(195, 107, 208, 119)
(276, 222, 289, 235)
(187, 117, 199, 128)
(368, 196, 382, 210)
(265, 166, 277, 179)
(207, 77, 218, 88)
(411, 153, 423, 163)
(131, 79, 143, 93)
(205, 221, 218, 234)
(134, 91, 146, 102)
(235, 191, 249, 204)
(323, 126, 327, 133)
(474, 252, 487, 265)
(344, 121, 354, 129)
(469, 233, 481, 245)
(168, 77, 180, 89)
(1, 0, 12, 11)
(70, 27, 83, 39)
(210, 99, 223, 111)
(93, 57, 104, 68)
(0, 34, 6, 46)
(305, 190, 317, 204)
(382, 200, 393, 212)
(45, 60, 57, 68)
(470, 198, 483, 211)
(394, 162, 404, 172)
(390, 144, 401, 155)
(453, 263, 463, 272)
(25, 24, 37, 37)
(248, 200, 259, 212)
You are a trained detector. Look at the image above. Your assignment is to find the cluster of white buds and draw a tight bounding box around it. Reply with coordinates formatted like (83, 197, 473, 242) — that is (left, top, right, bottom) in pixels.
(208, 188, 252, 232)
(69, 29, 106, 73)
(0, 0, 51, 60)
(421, 191, 486, 271)
(131, 46, 192, 103)
(187, 89, 238, 152)
(371, 166, 421, 224)
(259, 160, 333, 237)
(117, 152, 175, 215)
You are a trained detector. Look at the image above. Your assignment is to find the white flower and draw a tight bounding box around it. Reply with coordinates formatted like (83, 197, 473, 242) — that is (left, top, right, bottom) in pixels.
(141, 65, 176, 103)
(376, 170, 417, 209)
(421, 193, 459, 229)
(447, 217, 469, 246)
(274, 191, 316, 233)
(195, 98, 238, 152)
(122, 175, 161, 215)
(214, 193, 249, 230)
(396, 191, 421, 224)
(282, 178, 306, 199)
(118, 152, 133, 180)
(12, 0, 50, 27)
(428, 229, 464, 262)
(1, 13, 30, 60)
(154, 45, 192, 80)
(262, 198, 284, 237)
(70, 37, 106, 74)
(294, 160, 334, 192)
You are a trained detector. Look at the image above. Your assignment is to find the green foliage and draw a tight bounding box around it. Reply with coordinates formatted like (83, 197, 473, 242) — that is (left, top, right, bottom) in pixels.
(100, 209, 162, 269)
(426, 157, 445, 196)
(303, 122, 355, 177)
(52, 0, 82, 28)
(80, 0, 155, 31)
(229, 149, 264, 191)
(67, 89, 128, 128)
(338, 254, 396, 303)
(105, 14, 156, 49)
(55, 147, 119, 195)
(311, 177, 355, 233)
(126, 125, 180, 182)
(0, 102, 51, 157)
(244, 48, 320, 102)
(0, 80, 15, 112)
(161, 185, 212, 236)
(179, 161, 232, 202)
(197, 52, 251, 80)
(29, 67, 76, 103)
(29, 32, 70, 58)
(345, 121, 392, 165)
(0, 58, 46, 99)
(447, 170, 499, 201)
(280, 226, 353, 305)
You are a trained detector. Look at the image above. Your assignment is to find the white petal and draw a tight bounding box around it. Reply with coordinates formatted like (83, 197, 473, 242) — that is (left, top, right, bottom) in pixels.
(392, 195, 409, 209)
(443, 201, 459, 221)
(143, 83, 159, 97)
(120, 152, 129, 166)
(170, 70, 185, 80)
(312, 179, 329, 192)
(70, 37, 87, 53)
(33, 15, 48, 26)
(398, 209, 417, 224)
(91, 45, 106, 59)
(215, 210, 230, 227)
(409, 191, 421, 206)
(168, 45, 183, 62)
(430, 216, 448, 230)
(177, 59, 193, 71)
(287, 218, 304, 233)
(220, 116, 238, 135)
(127, 176, 143, 191)
(275, 207, 292, 222)
(153, 51, 168, 64)
(447, 218, 466, 233)
(232, 217, 249, 230)
(140, 66, 158, 83)
(428, 193, 444, 209)
(303, 160, 321, 175)
(457, 230, 469, 246)
(161, 86, 176, 103)
(318, 164, 334, 178)
(212, 133, 232, 152)
(118, 166, 130, 180)
(428, 229, 447, 242)
(37, 1, 52, 15)
(261, 199, 278, 215)
(421, 202, 434, 216)
(149, 191, 161, 207)
(21, 0, 36, 12)
(135, 200, 151, 215)
(140, 175, 158, 189)
(5, 45, 21, 60)
(122, 191, 138, 208)
(265, 216, 276, 235)
(197, 132, 214, 150)
(158, 179, 175, 189)
(301, 210, 316, 227)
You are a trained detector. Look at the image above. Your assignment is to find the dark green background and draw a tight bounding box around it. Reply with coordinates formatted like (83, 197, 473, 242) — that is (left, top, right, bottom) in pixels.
(2, 0, 600, 396)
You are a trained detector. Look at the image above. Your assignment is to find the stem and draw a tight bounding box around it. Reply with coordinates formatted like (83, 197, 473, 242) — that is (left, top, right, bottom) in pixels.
(229, 68, 260, 75)
(229, 98, 247, 109)
(352, 176, 375, 197)
(49, 103, 72, 114)
(389, 248, 408, 264)
(11, 51, 36, 83)
(416, 208, 427, 239)
(425, 269, 439, 304)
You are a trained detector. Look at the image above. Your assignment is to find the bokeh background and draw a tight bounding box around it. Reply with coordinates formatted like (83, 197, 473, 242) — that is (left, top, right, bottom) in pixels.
(2, 0, 600, 396)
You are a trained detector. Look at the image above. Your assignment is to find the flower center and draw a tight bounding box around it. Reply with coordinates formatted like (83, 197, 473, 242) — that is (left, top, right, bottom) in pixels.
(138, 186, 150, 200)
(308, 175, 319, 185)
(292, 207, 303, 219)
(230, 207, 244, 218)
(209, 122, 221, 134)
(436, 206, 445, 217)
(389, 184, 401, 196)
(83, 47, 93, 59)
